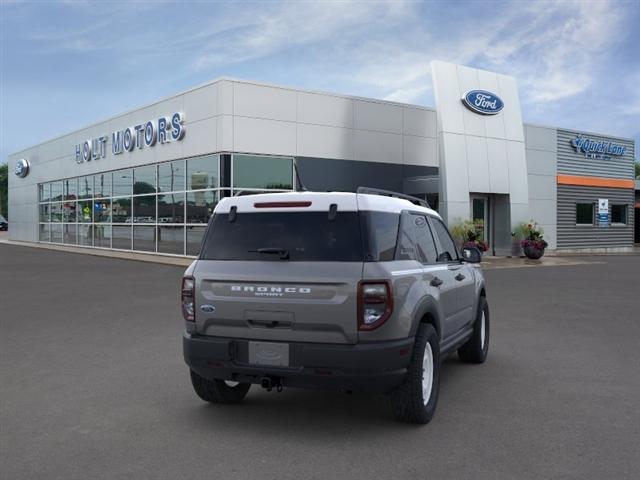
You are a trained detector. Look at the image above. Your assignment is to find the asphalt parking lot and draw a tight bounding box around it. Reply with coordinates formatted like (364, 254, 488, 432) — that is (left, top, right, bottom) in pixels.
(1, 244, 639, 479)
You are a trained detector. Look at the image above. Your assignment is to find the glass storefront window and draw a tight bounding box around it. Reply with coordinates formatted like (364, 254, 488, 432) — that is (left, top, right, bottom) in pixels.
(39, 204, 51, 222)
(232, 155, 293, 190)
(39, 184, 50, 202)
(134, 226, 156, 252)
(94, 224, 111, 248)
(78, 177, 93, 199)
(133, 195, 156, 223)
(112, 225, 131, 250)
(113, 170, 133, 197)
(51, 202, 63, 222)
(611, 204, 627, 224)
(78, 200, 92, 223)
(62, 202, 77, 222)
(94, 199, 111, 223)
(186, 190, 217, 224)
(186, 226, 207, 256)
(158, 192, 185, 223)
(51, 182, 64, 201)
(134, 166, 157, 195)
(94, 173, 112, 198)
(78, 224, 92, 246)
(51, 224, 63, 243)
(576, 203, 594, 225)
(158, 226, 184, 255)
(63, 224, 77, 245)
(159, 160, 185, 193)
(39, 223, 50, 242)
(187, 155, 218, 190)
(64, 178, 78, 200)
(112, 197, 132, 223)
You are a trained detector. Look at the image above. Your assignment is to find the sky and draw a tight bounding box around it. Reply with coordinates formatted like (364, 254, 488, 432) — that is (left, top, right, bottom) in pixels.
(1, 0, 639, 165)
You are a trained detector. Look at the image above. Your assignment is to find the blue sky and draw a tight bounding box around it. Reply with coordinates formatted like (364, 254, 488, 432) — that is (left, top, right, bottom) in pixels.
(1, 0, 639, 164)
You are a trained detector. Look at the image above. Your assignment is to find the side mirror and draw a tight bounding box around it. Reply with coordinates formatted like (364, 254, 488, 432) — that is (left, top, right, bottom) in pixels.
(461, 246, 482, 264)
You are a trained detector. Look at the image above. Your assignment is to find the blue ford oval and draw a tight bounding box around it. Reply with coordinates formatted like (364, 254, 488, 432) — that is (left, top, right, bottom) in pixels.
(462, 90, 504, 115)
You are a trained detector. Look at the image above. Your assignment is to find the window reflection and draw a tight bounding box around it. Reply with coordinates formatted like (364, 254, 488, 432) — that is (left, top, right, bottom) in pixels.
(51, 182, 64, 201)
(187, 190, 216, 224)
(39, 204, 50, 222)
(232, 155, 293, 190)
(134, 166, 156, 194)
(94, 199, 111, 223)
(94, 173, 112, 198)
(159, 161, 185, 192)
(94, 225, 111, 248)
(158, 226, 184, 255)
(63, 224, 77, 245)
(78, 201, 92, 223)
(51, 203, 63, 222)
(64, 179, 78, 200)
(134, 226, 156, 252)
(78, 177, 93, 199)
(113, 170, 132, 197)
(186, 226, 206, 256)
(62, 202, 77, 222)
(39, 224, 50, 242)
(133, 195, 156, 223)
(187, 155, 218, 190)
(51, 224, 63, 243)
(112, 225, 131, 249)
(158, 192, 185, 223)
(112, 198, 132, 223)
(78, 224, 92, 246)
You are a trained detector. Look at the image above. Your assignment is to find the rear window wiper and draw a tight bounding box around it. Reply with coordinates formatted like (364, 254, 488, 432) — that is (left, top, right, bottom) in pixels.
(249, 247, 290, 260)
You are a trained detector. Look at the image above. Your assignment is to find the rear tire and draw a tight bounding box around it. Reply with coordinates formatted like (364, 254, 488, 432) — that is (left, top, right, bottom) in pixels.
(189, 370, 251, 404)
(389, 323, 440, 424)
(458, 296, 490, 364)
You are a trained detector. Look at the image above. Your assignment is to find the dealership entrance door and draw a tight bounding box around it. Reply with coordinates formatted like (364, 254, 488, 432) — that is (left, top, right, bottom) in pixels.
(471, 195, 491, 254)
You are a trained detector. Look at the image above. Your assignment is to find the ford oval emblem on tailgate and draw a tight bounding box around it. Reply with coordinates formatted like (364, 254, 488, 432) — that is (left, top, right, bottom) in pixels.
(200, 304, 216, 313)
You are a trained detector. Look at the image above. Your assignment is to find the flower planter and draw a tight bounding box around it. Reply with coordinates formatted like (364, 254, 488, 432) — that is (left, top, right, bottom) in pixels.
(523, 244, 545, 260)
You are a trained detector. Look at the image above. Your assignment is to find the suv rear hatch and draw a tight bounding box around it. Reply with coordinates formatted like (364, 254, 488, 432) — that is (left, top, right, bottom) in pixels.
(194, 195, 364, 344)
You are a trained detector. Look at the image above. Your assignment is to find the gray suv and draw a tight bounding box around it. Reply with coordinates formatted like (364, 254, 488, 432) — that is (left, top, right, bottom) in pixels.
(182, 188, 489, 424)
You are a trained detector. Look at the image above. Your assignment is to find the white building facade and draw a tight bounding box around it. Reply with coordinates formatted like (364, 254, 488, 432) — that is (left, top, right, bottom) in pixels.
(8, 62, 637, 257)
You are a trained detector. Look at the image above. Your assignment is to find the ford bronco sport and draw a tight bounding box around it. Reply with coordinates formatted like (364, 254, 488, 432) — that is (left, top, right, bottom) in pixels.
(182, 188, 489, 424)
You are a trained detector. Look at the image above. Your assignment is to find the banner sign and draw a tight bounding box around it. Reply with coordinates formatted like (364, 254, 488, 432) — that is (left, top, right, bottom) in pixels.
(597, 198, 609, 227)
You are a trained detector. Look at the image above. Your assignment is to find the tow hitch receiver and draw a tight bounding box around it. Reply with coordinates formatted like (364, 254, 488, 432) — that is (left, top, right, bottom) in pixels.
(260, 376, 283, 392)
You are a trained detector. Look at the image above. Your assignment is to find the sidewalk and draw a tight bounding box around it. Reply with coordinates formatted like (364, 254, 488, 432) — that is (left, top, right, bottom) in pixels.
(480, 254, 599, 270)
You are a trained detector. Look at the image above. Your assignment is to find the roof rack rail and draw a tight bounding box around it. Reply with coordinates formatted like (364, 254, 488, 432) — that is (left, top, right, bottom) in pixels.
(356, 187, 430, 208)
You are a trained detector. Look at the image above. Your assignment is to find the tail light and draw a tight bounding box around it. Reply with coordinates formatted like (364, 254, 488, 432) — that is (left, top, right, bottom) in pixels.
(181, 276, 195, 322)
(358, 281, 393, 331)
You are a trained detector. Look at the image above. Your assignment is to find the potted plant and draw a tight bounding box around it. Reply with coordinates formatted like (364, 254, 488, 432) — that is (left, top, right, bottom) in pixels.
(518, 221, 548, 259)
(450, 219, 489, 255)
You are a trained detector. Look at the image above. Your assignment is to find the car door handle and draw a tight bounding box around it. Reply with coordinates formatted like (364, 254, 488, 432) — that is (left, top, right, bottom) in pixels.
(455, 273, 466, 281)
(430, 277, 444, 287)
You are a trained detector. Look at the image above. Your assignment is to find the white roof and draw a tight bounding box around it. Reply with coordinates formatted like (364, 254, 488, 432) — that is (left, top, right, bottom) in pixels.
(214, 191, 440, 217)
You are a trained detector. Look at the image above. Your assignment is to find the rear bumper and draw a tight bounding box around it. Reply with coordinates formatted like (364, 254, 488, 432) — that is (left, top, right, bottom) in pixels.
(183, 333, 414, 394)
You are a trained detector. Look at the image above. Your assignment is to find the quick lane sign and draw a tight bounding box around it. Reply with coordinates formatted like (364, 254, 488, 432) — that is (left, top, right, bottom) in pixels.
(570, 136, 626, 160)
(74, 112, 185, 164)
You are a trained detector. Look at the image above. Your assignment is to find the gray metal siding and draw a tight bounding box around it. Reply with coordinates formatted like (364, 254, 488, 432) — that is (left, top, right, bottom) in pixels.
(557, 129, 635, 179)
(557, 185, 635, 249)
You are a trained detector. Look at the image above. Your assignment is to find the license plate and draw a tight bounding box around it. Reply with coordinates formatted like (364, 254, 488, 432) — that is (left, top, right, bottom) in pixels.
(248, 341, 289, 367)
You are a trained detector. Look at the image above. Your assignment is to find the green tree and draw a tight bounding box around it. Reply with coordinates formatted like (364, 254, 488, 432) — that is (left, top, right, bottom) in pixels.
(635, 161, 639, 179)
(0, 163, 8, 218)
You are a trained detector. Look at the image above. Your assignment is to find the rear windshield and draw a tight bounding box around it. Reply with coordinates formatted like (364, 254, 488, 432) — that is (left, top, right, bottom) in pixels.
(200, 211, 400, 262)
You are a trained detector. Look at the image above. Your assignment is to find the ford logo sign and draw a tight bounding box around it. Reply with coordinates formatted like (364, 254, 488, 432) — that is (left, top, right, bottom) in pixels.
(200, 304, 216, 313)
(14, 158, 30, 178)
(462, 90, 504, 115)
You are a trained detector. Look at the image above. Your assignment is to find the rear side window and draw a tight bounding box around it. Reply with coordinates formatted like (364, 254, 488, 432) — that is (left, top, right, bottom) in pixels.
(360, 211, 400, 261)
(396, 213, 438, 263)
(201, 211, 363, 262)
(430, 218, 458, 262)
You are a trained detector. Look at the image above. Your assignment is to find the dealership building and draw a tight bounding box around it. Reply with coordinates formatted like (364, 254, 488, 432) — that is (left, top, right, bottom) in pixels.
(7, 61, 638, 257)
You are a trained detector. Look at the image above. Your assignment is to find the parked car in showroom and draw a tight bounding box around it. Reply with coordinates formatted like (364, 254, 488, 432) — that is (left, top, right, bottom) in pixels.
(181, 188, 489, 424)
